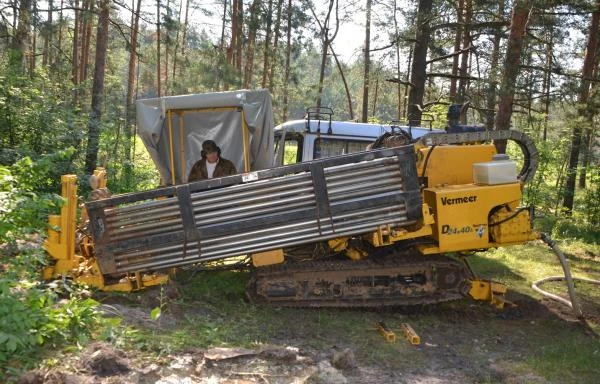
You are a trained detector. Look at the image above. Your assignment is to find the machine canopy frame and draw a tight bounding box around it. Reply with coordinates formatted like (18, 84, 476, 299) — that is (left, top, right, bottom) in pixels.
(136, 89, 275, 185)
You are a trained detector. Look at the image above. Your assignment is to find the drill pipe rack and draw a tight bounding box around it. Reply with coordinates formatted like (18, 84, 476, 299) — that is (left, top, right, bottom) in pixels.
(87, 146, 422, 276)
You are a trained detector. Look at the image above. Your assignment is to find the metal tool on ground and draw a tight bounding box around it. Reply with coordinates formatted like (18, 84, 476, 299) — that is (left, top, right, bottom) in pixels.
(376, 322, 397, 343)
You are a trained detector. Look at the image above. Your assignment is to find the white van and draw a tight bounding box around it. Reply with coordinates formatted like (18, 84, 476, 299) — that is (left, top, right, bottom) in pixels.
(273, 111, 440, 166)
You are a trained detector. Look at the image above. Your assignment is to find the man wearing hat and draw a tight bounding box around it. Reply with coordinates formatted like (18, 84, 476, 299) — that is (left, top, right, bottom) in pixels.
(188, 140, 237, 182)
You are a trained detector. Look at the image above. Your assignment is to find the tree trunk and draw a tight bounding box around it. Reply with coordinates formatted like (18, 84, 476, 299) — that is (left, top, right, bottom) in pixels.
(282, 0, 292, 121)
(124, 0, 143, 186)
(361, 0, 372, 123)
(235, 0, 243, 72)
(157, 0, 162, 97)
(262, 0, 273, 88)
(243, 0, 261, 88)
(449, 0, 464, 102)
(29, 20, 36, 76)
(179, 0, 190, 78)
(402, 47, 412, 119)
(269, 0, 284, 91)
(316, 36, 329, 109)
(11, 0, 32, 70)
(494, 1, 531, 154)
(315, 0, 338, 109)
(172, 0, 184, 82)
(165, 0, 170, 94)
(542, 28, 553, 141)
(578, 36, 600, 188)
(73, 0, 82, 84)
(58, 0, 64, 65)
(229, 0, 238, 67)
(457, 0, 471, 109)
(43, 0, 53, 67)
(220, 0, 227, 50)
(485, 0, 503, 131)
(80, 0, 94, 84)
(372, 68, 379, 118)
(407, 0, 433, 125)
(85, 0, 110, 174)
(394, 0, 402, 120)
(578, 127, 594, 188)
(563, 1, 600, 213)
(331, 47, 354, 119)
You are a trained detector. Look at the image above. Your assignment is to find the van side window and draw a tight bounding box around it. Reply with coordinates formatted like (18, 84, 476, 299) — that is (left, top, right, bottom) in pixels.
(313, 138, 370, 159)
(284, 139, 300, 164)
(274, 132, 304, 165)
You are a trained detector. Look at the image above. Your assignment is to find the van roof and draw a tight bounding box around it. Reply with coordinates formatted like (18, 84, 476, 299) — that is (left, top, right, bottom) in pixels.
(274, 119, 442, 140)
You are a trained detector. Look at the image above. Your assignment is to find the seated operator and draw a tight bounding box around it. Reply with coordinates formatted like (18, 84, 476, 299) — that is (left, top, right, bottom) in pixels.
(188, 140, 237, 182)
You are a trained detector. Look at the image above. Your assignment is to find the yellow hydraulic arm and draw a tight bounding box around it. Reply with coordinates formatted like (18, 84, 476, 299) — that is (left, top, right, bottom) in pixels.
(43, 171, 168, 291)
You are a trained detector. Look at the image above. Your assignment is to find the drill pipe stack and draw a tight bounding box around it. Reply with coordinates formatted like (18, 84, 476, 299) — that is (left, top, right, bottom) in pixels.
(86, 146, 422, 276)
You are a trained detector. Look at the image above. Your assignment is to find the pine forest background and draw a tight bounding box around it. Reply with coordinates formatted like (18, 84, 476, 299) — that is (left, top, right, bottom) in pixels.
(1, 0, 599, 242)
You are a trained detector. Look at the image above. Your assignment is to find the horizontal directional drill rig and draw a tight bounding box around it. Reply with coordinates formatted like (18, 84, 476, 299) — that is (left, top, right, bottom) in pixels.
(45, 125, 548, 309)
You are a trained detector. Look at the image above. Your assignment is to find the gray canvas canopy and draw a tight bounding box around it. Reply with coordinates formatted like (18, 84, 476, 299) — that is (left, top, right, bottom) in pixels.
(136, 89, 274, 185)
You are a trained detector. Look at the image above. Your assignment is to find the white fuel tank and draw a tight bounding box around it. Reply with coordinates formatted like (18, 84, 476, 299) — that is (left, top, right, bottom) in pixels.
(472, 154, 517, 185)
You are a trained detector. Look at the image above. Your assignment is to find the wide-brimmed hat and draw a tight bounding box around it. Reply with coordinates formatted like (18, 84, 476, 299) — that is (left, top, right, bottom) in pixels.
(202, 140, 219, 154)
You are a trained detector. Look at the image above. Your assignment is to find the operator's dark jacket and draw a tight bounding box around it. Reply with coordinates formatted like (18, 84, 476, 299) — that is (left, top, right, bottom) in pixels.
(188, 158, 237, 182)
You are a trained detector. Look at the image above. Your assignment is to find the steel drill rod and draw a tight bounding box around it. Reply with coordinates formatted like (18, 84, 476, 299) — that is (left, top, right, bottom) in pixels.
(105, 202, 182, 223)
(109, 183, 314, 227)
(324, 163, 399, 181)
(194, 196, 315, 225)
(190, 178, 314, 206)
(328, 185, 404, 203)
(200, 225, 320, 252)
(111, 190, 404, 243)
(107, 163, 398, 226)
(115, 230, 321, 272)
(104, 196, 178, 216)
(327, 177, 403, 196)
(109, 181, 314, 228)
(114, 216, 413, 273)
(113, 210, 405, 263)
(110, 223, 185, 242)
(325, 169, 400, 188)
(323, 157, 394, 174)
(200, 218, 321, 244)
(114, 216, 323, 261)
(191, 186, 315, 212)
(190, 172, 312, 199)
(109, 217, 183, 235)
(200, 210, 404, 254)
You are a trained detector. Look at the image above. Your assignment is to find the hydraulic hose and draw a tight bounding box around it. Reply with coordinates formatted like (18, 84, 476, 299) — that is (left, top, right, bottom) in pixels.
(536, 233, 591, 319)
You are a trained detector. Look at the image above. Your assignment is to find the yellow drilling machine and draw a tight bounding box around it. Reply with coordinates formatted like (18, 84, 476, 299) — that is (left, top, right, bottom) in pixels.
(43, 90, 567, 309)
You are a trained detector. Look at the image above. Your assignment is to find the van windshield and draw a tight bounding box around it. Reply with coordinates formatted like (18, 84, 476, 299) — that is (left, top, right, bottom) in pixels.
(314, 138, 371, 159)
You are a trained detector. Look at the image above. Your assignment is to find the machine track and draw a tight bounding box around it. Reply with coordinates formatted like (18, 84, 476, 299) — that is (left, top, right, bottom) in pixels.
(247, 253, 474, 307)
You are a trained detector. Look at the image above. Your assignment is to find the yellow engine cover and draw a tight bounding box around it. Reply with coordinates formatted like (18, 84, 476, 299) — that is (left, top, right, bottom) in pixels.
(418, 145, 496, 187)
(423, 183, 523, 252)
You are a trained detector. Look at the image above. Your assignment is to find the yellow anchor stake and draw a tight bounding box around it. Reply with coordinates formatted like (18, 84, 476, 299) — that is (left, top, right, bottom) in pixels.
(376, 322, 397, 343)
(400, 323, 421, 345)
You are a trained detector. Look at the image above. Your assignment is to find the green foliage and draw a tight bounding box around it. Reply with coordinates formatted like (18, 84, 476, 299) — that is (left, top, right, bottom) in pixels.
(581, 165, 600, 227)
(0, 248, 100, 375)
(0, 279, 99, 367)
(0, 69, 85, 166)
(0, 150, 75, 244)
